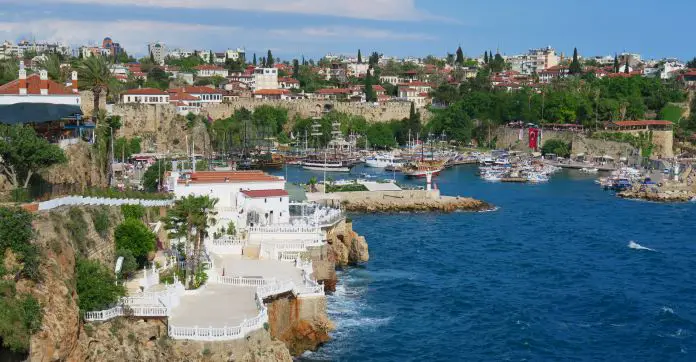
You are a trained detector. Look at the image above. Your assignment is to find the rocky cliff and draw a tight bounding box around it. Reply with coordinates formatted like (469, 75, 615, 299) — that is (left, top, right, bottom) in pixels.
(42, 142, 108, 192)
(26, 206, 123, 362)
(77, 320, 291, 362)
(266, 296, 332, 356)
(111, 104, 211, 154)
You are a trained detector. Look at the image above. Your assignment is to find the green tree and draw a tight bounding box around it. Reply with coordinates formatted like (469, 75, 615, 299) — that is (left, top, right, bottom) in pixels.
(357, 49, 362, 64)
(208, 50, 214, 64)
(0, 294, 43, 353)
(686, 57, 696, 69)
(366, 123, 396, 149)
(266, 50, 274, 67)
(569, 47, 582, 75)
(142, 159, 171, 192)
(77, 56, 114, 119)
(115, 248, 138, 279)
(37, 54, 66, 82)
(252, 53, 257, 66)
(624, 59, 630, 74)
(613, 54, 620, 73)
(369, 52, 380, 67)
(455, 46, 464, 65)
(364, 72, 376, 102)
(0, 125, 66, 190)
(292, 59, 299, 79)
(541, 139, 571, 157)
(114, 219, 156, 267)
(76, 258, 125, 312)
(164, 195, 218, 288)
(483, 51, 489, 64)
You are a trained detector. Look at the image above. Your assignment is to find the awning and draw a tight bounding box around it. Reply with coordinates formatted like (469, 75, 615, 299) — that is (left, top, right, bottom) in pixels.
(0, 103, 83, 125)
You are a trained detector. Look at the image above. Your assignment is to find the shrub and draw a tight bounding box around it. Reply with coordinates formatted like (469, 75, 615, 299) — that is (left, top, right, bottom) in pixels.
(226, 221, 236, 236)
(0, 294, 43, 353)
(114, 219, 156, 267)
(67, 207, 88, 255)
(0, 207, 41, 282)
(115, 249, 138, 279)
(121, 204, 146, 220)
(91, 207, 110, 238)
(76, 259, 125, 312)
(540, 139, 571, 158)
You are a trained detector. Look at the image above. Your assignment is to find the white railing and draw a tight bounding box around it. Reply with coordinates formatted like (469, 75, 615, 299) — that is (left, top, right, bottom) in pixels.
(211, 237, 246, 246)
(257, 280, 295, 299)
(248, 225, 319, 234)
(207, 237, 246, 255)
(139, 265, 160, 291)
(168, 308, 267, 342)
(212, 275, 270, 287)
(83, 304, 169, 321)
(84, 306, 123, 321)
(85, 280, 185, 322)
(38, 196, 173, 211)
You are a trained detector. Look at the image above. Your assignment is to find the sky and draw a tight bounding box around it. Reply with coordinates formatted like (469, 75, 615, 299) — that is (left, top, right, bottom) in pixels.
(0, 0, 694, 61)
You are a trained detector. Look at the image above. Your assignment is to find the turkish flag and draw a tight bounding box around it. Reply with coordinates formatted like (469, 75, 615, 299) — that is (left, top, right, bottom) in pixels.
(528, 128, 539, 150)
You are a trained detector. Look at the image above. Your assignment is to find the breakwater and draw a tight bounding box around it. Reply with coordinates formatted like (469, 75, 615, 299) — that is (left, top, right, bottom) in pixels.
(307, 189, 494, 213)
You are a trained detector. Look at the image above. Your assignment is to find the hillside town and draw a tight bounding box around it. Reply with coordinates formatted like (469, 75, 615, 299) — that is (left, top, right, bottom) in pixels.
(1, 32, 696, 362)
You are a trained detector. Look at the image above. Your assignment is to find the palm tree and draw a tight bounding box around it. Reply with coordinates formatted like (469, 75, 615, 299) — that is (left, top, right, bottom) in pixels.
(77, 56, 113, 121)
(308, 176, 318, 193)
(37, 54, 65, 82)
(164, 195, 218, 288)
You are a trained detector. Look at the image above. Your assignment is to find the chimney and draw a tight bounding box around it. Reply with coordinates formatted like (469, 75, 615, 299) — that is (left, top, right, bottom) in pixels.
(39, 70, 48, 95)
(18, 61, 27, 95)
(71, 71, 78, 93)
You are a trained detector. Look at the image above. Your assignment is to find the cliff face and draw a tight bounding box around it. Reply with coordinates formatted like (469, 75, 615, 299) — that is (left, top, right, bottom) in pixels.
(26, 206, 123, 362)
(42, 142, 107, 192)
(112, 104, 211, 154)
(77, 320, 291, 362)
(266, 296, 332, 356)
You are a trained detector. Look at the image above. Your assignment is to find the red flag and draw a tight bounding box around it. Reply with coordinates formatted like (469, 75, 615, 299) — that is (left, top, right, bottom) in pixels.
(528, 128, 539, 150)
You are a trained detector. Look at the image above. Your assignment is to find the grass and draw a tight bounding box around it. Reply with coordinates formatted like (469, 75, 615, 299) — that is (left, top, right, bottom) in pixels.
(659, 104, 684, 123)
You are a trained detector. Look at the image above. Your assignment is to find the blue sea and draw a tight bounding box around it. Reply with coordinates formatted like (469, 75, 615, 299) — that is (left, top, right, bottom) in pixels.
(274, 165, 696, 361)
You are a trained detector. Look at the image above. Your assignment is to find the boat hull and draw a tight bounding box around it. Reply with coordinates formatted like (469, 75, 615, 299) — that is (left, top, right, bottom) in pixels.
(403, 169, 442, 178)
(302, 165, 351, 172)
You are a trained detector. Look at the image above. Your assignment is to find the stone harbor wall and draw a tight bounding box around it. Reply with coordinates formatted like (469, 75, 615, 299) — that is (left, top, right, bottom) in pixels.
(493, 127, 639, 161)
(204, 99, 432, 123)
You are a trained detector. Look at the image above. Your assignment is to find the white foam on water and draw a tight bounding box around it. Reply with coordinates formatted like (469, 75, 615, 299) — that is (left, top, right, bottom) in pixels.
(628, 241, 656, 252)
(661, 306, 675, 314)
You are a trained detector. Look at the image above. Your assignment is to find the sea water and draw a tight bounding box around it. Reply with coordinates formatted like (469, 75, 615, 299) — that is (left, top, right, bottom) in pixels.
(273, 165, 696, 361)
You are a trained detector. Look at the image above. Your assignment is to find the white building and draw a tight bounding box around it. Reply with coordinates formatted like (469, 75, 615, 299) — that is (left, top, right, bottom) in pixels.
(166, 170, 287, 231)
(225, 48, 246, 62)
(238, 189, 290, 227)
(380, 75, 400, 85)
(121, 88, 170, 104)
(253, 67, 279, 91)
(148, 42, 167, 65)
(347, 63, 370, 77)
(168, 86, 223, 105)
(507, 46, 559, 75)
(194, 65, 229, 78)
(0, 61, 80, 105)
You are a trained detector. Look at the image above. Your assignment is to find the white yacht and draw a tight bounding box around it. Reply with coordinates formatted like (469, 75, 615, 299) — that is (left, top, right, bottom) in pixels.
(365, 154, 406, 168)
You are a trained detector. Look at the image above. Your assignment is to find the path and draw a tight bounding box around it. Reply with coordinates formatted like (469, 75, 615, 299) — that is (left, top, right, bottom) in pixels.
(168, 285, 258, 327)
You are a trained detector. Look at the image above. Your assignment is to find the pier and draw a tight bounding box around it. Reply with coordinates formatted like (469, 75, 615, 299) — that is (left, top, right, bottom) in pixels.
(542, 160, 617, 171)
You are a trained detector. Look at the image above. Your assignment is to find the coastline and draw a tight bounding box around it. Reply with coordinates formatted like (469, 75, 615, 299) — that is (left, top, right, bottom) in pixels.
(308, 189, 494, 213)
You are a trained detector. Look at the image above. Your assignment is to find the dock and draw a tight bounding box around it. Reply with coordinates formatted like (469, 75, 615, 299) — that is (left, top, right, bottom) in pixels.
(500, 177, 528, 183)
(542, 160, 616, 171)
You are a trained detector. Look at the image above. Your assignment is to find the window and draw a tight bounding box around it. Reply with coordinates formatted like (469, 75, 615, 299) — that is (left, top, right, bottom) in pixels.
(264, 198, 267, 203)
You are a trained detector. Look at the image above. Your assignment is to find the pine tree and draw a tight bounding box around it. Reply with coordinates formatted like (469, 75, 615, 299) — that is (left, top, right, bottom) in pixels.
(624, 59, 630, 74)
(150, 51, 155, 63)
(455, 46, 464, 65)
(364, 70, 376, 102)
(569, 47, 582, 75)
(253, 53, 257, 66)
(357, 49, 362, 64)
(409, 101, 416, 119)
(292, 59, 299, 79)
(613, 54, 619, 73)
(483, 51, 489, 64)
(267, 50, 274, 67)
(302, 55, 306, 66)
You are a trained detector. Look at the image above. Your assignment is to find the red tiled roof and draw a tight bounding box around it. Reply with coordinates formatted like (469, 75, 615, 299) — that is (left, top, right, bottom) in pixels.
(612, 120, 673, 127)
(168, 86, 222, 94)
(123, 87, 168, 95)
(372, 85, 386, 92)
(241, 189, 288, 198)
(169, 92, 198, 101)
(177, 171, 282, 184)
(254, 89, 289, 95)
(0, 74, 75, 95)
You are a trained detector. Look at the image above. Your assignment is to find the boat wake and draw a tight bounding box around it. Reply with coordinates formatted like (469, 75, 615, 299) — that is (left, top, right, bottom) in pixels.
(628, 241, 656, 252)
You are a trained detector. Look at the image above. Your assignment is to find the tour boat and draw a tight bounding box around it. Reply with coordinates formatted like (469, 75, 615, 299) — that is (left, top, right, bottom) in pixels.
(402, 160, 444, 178)
(301, 158, 352, 172)
(581, 167, 599, 174)
(365, 154, 407, 168)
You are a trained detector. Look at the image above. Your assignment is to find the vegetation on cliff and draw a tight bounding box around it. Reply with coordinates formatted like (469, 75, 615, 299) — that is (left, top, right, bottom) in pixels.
(0, 124, 66, 201)
(75, 259, 125, 313)
(0, 207, 43, 353)
(114, 219, 156, 267)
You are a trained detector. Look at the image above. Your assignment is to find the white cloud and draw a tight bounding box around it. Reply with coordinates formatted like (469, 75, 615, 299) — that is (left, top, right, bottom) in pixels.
(20, 0, 433, 21)
(0, 19, 435, 55)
